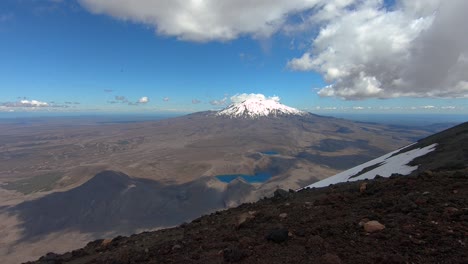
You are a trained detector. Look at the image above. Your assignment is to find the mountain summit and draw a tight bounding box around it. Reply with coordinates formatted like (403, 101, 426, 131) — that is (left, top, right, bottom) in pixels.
(216, 96, 304, 118)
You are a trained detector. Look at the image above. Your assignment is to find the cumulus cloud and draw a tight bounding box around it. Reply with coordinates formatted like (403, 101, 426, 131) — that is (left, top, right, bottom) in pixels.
(288, 0, 468, 100)
(230, 93, 281, 104)
(78, 0, 330, 42)
(138, 96, 149, 104)
(192, 99, 201, 104)
(109, 96, 149, 105)
(0, 99, 71, 109)
(78, 0, 467, 100)
(209, 97, 227, 106)
(2, 99, 50, 107)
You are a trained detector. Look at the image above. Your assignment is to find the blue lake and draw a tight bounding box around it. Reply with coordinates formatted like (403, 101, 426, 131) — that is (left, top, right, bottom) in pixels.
(260, 151, 279, 155)
(216, 172, 272, 183)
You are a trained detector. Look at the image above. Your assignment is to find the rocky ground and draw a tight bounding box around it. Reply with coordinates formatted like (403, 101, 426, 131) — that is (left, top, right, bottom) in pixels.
(29, 168, 467, 264)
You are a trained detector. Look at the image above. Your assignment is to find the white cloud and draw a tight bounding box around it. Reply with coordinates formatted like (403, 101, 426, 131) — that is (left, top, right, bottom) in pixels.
(209, 97, 227, 106)
(288, 0, 468, 100)
(162, 97, 170, 102)
(440, 106, 456, 110)
(230, 93, 280, 104)
(138, 96, 149, 104)
(352, 106, 364, 110)
(287, 53, 314, 71)
(0, 99, 74, 111)
(21, 100, 49, 107)
(420, 105, 436, 109)
(78, 0, 334, 42)
(78, 0, 468, 100)
(2, 99, 49, 107)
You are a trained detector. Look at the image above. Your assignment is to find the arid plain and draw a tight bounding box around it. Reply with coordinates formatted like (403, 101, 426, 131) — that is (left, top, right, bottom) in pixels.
(0, 112, 447, 262)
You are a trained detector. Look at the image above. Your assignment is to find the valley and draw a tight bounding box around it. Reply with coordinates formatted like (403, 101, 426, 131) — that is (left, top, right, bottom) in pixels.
(0, 108, 459, 262)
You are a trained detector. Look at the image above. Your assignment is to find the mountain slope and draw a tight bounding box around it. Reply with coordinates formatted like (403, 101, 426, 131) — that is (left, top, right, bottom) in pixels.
(8, 171, 253, 238)
(28, 122, 468, 264)
(304, 122, 468, 188)
(1, 111, 439, 263)
(29, 169, 468, 264)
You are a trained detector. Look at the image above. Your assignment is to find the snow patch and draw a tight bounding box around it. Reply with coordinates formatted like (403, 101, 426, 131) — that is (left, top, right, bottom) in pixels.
(304, 143, 438, 188)
(216, 96, 304, 119)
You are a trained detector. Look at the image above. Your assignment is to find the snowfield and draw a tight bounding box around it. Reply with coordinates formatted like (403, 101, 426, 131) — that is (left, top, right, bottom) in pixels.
(304, 143, 438, 188)
(216, 98, 304, 118)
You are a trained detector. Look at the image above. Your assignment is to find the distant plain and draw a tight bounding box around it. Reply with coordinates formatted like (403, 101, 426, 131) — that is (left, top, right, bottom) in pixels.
(0, 112, 464, 262)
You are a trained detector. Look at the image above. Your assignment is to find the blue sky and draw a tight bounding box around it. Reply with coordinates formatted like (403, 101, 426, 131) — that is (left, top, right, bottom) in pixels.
(1, 0, 467, 115)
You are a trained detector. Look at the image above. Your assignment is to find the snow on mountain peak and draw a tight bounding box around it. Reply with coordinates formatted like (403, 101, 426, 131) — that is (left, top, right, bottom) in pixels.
(216, 93, 305, 118)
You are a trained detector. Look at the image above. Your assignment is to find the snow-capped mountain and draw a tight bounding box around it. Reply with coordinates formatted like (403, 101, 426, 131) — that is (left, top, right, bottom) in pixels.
(216, 97, 305, 118)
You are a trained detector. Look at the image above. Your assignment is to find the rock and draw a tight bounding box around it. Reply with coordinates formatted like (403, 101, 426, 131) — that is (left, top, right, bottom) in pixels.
(266, 228, 289, 243)
(273, 189, 290, 199)
(223, 246, 246, 262)
(359, 182, 367, 193)
(364, 220, 385, 233)
(320, 253, 342, 264)
(236, 211, 255, 228)
(358, 218, 370, 227)
(101, 238, 112, 247)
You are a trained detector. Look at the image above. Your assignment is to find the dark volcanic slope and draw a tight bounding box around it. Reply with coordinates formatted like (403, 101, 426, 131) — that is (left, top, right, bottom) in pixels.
(404, 122, 468, 174)
(9, 171, 229, 239)
(30, 168, 468, 264)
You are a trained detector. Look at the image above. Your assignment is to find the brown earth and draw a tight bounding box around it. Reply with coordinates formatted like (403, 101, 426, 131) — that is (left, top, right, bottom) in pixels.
(29, 168, 468, 264)
(0, 114, 443, 262)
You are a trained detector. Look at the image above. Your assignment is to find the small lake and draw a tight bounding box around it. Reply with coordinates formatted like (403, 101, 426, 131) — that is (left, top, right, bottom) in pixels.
(260, 151, 279, 155)
(216, 172, 272, 183)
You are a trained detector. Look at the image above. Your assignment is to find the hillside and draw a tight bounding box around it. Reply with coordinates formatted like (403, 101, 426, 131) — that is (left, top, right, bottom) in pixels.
(305, 122, 468, 188)
(29, 168, 467, 264)
(28, 123, 468, 263)
(0, 112, 439, 263)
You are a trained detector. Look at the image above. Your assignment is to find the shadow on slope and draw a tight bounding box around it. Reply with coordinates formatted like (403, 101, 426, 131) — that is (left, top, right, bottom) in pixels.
(8, 171, 241, 241)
